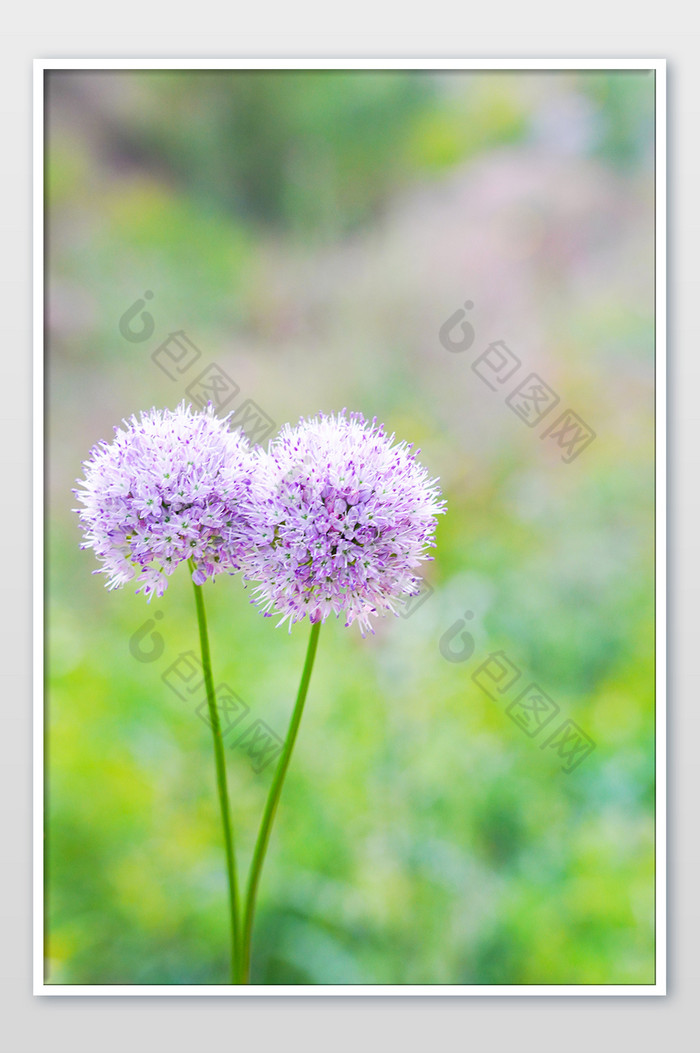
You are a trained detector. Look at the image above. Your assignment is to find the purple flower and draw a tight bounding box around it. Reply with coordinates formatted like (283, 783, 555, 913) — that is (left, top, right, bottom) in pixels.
(74, 402, 256, 599)
(243, 411, 446, 634)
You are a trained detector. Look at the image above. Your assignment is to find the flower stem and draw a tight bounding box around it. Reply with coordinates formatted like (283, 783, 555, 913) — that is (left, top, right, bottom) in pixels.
(189, 564, 242, 984)
(240, 620, 321, 983)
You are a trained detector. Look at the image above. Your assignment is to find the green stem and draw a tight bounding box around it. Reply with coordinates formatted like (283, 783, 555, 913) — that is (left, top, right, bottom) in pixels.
(240, 620, 321, 984)
(189, 562, 242, 984)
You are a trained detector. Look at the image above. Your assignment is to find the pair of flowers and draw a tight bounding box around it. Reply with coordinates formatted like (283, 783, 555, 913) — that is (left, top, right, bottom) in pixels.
(76, 403, 445, 635)
(74, 402, 445, 983)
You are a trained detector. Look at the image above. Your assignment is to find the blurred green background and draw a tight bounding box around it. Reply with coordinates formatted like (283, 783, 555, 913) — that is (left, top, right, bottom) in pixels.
(45, 69, 656, 985)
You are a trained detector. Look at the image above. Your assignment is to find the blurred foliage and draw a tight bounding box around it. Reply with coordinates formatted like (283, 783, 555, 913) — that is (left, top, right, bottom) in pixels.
(587, 72, 656, 167)
(45, 68, 656, 986)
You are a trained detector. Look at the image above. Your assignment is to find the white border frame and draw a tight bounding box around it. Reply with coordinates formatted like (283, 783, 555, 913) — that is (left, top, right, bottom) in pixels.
(33, 57, 666, 997)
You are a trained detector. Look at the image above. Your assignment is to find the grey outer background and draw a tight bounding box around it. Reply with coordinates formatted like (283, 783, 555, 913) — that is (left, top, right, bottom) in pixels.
(1, 12, 695, 1053)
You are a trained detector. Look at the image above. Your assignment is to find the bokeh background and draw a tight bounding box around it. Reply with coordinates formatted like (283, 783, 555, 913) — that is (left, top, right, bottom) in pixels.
(45, 69, 656, 985)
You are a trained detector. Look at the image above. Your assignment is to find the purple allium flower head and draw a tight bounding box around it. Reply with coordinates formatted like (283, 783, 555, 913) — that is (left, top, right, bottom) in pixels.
(74, 402, 256, 599)
(244, 410, 446, 635)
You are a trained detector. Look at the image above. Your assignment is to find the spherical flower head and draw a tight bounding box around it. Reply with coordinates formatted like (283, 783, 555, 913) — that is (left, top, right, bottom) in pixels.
(74, 402, 257, 600)
(245, 410, 446, 634)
